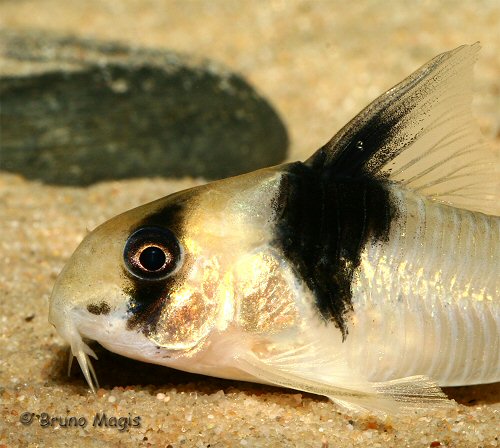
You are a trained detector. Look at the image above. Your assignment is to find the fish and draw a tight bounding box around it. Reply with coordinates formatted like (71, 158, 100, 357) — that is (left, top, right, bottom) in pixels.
(48, 44, 499, 415)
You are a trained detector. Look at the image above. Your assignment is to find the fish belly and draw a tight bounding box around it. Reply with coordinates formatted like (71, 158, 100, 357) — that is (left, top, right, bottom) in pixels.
(345, 187, 499, 386)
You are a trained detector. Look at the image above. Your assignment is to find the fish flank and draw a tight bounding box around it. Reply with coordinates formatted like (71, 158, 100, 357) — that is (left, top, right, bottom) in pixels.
(349, 188, 499, 385)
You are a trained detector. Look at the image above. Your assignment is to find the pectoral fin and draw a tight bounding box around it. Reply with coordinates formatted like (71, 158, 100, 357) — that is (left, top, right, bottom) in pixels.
(234, 346, 453, 415)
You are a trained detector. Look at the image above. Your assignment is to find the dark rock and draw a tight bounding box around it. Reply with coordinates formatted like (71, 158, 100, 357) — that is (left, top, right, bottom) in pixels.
(0, 30, 288, 186)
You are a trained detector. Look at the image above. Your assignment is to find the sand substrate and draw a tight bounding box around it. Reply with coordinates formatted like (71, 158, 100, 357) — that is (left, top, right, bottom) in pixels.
(1, 1, 499, 447)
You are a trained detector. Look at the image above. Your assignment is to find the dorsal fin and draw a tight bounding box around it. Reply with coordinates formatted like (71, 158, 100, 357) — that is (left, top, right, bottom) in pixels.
(307, 44, 499, 216)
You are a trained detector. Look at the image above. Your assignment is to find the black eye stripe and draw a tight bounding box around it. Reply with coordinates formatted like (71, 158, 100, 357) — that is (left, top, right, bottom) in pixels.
(124, 226, 181, 281)
(124, 202, 187, 335)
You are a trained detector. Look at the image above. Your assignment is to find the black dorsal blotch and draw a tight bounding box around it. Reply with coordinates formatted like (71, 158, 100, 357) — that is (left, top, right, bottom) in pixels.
(275, 160, 396, 340)
(280, 72, 421, 339)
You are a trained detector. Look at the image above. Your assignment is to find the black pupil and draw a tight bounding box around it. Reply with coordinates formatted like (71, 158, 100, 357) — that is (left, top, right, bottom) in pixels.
(139, 246, 166, 271)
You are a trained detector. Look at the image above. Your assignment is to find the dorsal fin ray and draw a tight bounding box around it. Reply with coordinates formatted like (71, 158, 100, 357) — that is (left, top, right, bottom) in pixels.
(307, 44, 499, 216)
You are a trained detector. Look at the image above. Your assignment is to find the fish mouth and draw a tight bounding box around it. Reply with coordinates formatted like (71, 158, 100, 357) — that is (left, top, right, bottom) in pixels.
(50, 297, 189, 393)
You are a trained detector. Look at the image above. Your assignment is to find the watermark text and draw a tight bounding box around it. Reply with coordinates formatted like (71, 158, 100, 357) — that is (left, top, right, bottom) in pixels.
(20, 411, 141, 431)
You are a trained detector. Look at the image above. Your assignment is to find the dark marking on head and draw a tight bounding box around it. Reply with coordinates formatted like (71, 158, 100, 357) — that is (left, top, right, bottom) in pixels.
(87, 301, 111, 315)
(123, 199, 190, 337)
(275, 160, 396, 340)
(124, 275, 174, 334)
(134, 191, 195, 234)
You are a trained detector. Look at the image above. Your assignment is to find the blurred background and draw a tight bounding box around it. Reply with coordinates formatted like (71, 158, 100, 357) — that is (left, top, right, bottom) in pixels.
(1, 0, 499, 185)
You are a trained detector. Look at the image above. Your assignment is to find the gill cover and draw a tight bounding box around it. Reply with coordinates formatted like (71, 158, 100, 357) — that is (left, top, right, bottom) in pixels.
(122, 166, 285, 351)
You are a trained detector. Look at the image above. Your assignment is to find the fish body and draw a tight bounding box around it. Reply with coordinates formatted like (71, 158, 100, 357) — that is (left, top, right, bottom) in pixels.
(344, 185, 499, 386)
(49, 44, 499, 414)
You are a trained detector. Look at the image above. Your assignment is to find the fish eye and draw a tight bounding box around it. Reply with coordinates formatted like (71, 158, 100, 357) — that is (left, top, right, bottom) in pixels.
(123, 226, 182, 280)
